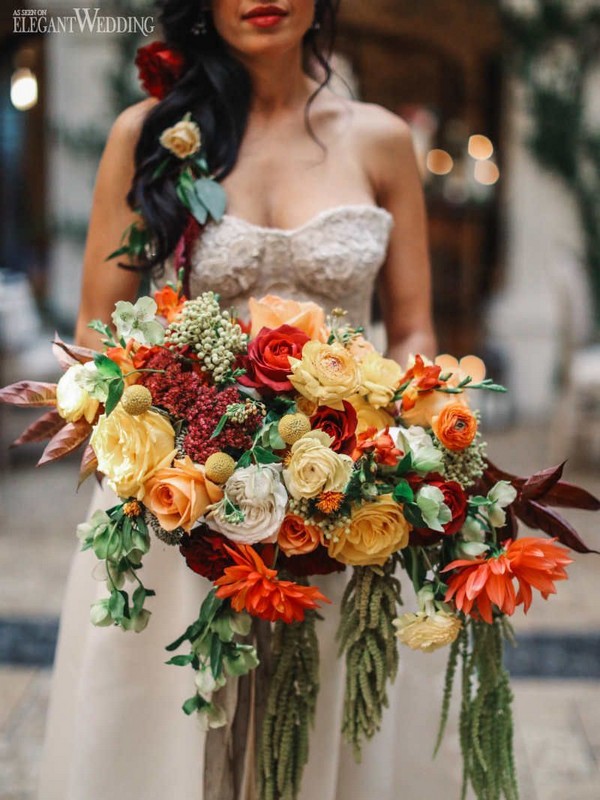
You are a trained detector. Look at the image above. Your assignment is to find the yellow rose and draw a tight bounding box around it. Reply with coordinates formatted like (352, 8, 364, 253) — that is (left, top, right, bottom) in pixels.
(248, 295, 328, 341)
(393, 610, 462, 653)
(359, 352, 404, 409)
(327, 495, 411, 567)
(56, 364, 100, 424)
(159, 119, 201, 159)
(283, 430, 354, 500)
(90, 405, 177, 500)
(347, 394, 395, 435)
(288, 342, 360, 410)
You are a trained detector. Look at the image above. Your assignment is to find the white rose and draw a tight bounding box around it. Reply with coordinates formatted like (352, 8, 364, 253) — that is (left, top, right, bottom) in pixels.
(283, 430, 354, 500)
(206, 464, 287, 545)
(394, 426, 445, 474)
(56, 364, 100, 423)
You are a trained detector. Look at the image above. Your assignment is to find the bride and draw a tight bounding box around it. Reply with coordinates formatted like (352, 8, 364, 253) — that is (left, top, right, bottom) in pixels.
(37, 1, 461, 798)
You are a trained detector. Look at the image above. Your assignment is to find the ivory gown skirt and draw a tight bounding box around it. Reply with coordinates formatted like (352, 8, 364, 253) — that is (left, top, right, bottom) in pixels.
(37, 482, 463, 800)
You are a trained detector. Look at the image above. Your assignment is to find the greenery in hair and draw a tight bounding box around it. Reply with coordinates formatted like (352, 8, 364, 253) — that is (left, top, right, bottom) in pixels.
(337, 559, 402, 759)
(259, 606, 320, 800)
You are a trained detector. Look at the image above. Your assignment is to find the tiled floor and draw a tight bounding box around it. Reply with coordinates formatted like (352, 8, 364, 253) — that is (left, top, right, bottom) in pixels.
(1, 403, 599, 799)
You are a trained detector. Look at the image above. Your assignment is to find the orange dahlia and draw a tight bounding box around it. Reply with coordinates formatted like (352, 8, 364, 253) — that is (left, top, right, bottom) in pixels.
(214, 544, 330, 623)
(443, 537, 573, 624)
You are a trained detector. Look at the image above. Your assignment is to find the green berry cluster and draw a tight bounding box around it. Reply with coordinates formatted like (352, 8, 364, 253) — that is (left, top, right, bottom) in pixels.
(165, 292, 248, 384)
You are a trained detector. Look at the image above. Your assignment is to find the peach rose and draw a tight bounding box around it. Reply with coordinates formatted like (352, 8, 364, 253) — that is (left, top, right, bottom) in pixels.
(248, 295, 328, 341)
(144, 456, 223, 531)
(431, 403, 478, 451)
(347, 394, 395, 435)
(347, 335, 376, 363)
(159, 119, 201, 159)
(278, 514, 322, 556)
(327, 495, 411, 567)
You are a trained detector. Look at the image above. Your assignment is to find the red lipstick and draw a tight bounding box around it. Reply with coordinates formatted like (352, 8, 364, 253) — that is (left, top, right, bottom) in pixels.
(242, 4, 288, 28)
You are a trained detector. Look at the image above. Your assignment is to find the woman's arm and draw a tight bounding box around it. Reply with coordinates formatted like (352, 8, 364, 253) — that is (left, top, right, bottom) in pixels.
(360, 105, 437, 365)
(74, 99, 156, 348)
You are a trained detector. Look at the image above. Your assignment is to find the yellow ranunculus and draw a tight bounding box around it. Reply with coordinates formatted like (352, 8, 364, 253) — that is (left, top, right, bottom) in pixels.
(359, 352, 404, 409)
(288, 341, 360, 410)
(393, 610, 463, 653)
(283, 430, 354, 500)
(90, 405, 177, 500)
(56, 364, 100, 424)
(327, 495, 411, 566)
(347, 394, 395, 435)
(159, 119, 201, 159)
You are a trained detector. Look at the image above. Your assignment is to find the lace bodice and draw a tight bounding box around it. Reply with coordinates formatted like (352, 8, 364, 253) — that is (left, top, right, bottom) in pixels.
(177, 204, 393, 329)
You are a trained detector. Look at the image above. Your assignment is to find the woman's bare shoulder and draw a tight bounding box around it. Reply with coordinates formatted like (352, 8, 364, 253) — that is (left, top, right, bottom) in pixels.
(104, 97, 158, 156)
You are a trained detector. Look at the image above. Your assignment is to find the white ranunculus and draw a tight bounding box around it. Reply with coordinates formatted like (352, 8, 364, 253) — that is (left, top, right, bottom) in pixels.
(206, 464, 288, 545)
(56, 364, 100, 423)
(395, 426, 445, 474)
(488, 480, 517, 528)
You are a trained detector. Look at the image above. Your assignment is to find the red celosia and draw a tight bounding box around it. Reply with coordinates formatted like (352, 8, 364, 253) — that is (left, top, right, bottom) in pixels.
(281, 546, 346, 578)
(214, 545, 330, 623)
(352, 426, 402, 465)
(443, 537, 573, 624)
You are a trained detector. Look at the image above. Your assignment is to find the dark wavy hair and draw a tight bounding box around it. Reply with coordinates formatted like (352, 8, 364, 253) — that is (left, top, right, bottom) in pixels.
(127, 0, 341, 272)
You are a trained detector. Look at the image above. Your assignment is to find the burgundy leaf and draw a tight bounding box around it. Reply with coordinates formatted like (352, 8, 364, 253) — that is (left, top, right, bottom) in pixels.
(11, 410, 66, 447)
(539, 481, 600, 511)
(521, 462, 566, 501)
(78, 444, 99, 488)
(37, 419, 91, 466)
(0, 381, 57, 407)
(514, 499, 599, 555)
(52, 335, 96, 366)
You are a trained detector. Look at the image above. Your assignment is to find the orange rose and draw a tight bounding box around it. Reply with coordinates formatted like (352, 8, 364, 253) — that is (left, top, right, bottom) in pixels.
(155, 285, 185, 323)
(248, 295, 328, 341)
(144, 456, 223, 531)
(431, 403, 478, 451)
(278, 514, 322, 556)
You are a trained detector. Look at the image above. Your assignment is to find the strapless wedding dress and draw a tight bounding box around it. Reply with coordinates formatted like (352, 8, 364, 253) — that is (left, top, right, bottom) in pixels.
(37, 205, 463, 800)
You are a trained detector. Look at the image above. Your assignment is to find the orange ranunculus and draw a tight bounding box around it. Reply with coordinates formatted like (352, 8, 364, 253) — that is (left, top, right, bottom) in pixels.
(214, 544, 330, 623)
(248, 295, 328, 341)
(143, 456, 223, 531)
(443, 537, 573, 624)
(155, 285, 185, 323)
(352, 426, 402, 465)
(431, 403, 478, 451)
(277, 514, 322, 557)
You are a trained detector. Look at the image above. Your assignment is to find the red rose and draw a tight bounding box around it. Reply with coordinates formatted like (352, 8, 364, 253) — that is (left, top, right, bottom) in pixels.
(238, 325, 309, 394)
(179, 525, 235, 581)
(135, 42, 185, 100)
(281, 546, 346, 577)
(410, 477, 468, 545)
(311, 401, 358, 455)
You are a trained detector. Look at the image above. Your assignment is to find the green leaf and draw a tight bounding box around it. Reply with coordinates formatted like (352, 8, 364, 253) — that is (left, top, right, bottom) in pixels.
(105, 378, 125, 417)
(166, 653, 194, 667)
(403, 502, 426, 529)
(94, 353, 123, 379)
(210, 634, 223, 678)
(88, 320, 115, 343)
(253, 445, 282, 465)
(211, 413, 229, 440)
(396, 452, 413, 475)
(194, 178, 227, 222)
(108, 589, 128, 622)
(106, 245, 130, 261)
(393, 479, 415, 504)
(152, 158, 170, 181)
(237, 451, 252, 469)
(182, 694, 203, 715)
(199, 589, 224, 628)
(132, 584, 146, 616)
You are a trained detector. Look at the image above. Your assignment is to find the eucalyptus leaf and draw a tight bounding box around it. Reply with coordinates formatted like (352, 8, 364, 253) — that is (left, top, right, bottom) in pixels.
(194, 178, 227, 222)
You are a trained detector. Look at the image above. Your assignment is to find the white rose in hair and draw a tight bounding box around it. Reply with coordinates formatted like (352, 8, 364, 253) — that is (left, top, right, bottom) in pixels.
(206, 464, 287, 545)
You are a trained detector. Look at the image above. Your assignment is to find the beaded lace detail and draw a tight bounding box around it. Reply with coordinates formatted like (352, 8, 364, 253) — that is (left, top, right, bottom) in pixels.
(181, 204, 394, 329)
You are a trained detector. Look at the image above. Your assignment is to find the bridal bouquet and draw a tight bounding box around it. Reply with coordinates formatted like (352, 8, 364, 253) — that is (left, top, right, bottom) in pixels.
(2, 288, 598, 800)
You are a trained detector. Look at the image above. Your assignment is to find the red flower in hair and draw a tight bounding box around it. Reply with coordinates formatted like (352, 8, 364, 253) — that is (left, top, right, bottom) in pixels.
(135, 42, 185, 100)
(215, 544, 330, 623)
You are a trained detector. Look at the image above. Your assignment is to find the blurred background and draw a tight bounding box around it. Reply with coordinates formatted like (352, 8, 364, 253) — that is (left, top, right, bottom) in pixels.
(0, 1, 599, 798)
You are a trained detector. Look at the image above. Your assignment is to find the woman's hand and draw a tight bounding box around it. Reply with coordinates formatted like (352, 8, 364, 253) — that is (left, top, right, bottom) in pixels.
(359, 106, 437, 367)
(74, 99, 156, 349)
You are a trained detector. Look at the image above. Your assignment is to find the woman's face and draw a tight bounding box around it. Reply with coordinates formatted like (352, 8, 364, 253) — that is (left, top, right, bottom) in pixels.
(209, 1, 316, 58)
